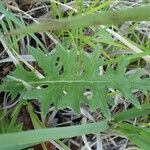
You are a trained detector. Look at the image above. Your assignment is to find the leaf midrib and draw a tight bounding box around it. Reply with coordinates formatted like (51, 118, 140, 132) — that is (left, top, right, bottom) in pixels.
(29, 80, 110, 85)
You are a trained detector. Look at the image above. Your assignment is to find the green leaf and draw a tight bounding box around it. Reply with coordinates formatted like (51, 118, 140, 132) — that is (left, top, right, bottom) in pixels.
(24, 85, 64, 116)
(0, 65, 39, 99)
(0, 120, 109, 150)
(0, 110, 23, 134)
(90, 86, 111, 120)
(28, 46, 59, 78)
(115, 123, 150, 150)
(114, 103, 150, 122)
(94, 28, 114, 45)
(0, 2, 46, 50)
(0, 2, 23, 27)
(9, 5, 150, 35)
(1, 46, 150, 120)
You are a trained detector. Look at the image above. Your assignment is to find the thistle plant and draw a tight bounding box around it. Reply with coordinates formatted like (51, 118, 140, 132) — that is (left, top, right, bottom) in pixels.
(0, 1, 150, 150)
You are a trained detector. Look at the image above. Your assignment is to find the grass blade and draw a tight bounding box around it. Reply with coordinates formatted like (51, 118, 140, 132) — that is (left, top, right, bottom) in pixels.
(0, 120, 109, 150)
(9, 5, 150, 35)
(115, 123, 150, 150)
(114, 103, 150, 122)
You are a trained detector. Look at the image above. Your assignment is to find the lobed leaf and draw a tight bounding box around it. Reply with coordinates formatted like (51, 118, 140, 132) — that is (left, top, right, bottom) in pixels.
(0, 46, 150, 120)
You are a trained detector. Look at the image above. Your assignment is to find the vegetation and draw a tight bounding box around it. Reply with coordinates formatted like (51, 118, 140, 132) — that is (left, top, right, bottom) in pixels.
(0, 0, 150, 150)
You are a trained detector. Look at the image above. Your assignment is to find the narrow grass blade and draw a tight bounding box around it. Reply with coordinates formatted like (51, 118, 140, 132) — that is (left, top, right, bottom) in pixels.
(115, 123, 150, 150)
(114, 103, 150, 122)
(9, 5, 150, 35)
(0, 120, 109, 150)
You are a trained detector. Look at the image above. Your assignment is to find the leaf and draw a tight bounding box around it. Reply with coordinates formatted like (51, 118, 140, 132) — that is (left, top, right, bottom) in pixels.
(0, 65, 39, 99)
(90, 86, 111, 120)
(0, 2, 23, 27)
(114, 103, 150, 122)
(0, 2, 46, 50)
(28, 46, 59, 78)
(94, 28, 114, 45)
(24, 85, 64, 115)
(115, 123, 150, 150)
(9, 5, 150, 35)
(102, 59, 149, 108)
(0, 46, 150, 120)
(0, 110, 23, 134)
(0, 120, 109, 150)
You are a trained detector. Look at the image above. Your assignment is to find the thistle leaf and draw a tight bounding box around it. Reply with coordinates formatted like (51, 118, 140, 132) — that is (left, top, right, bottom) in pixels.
(0, 46, 150, 120)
